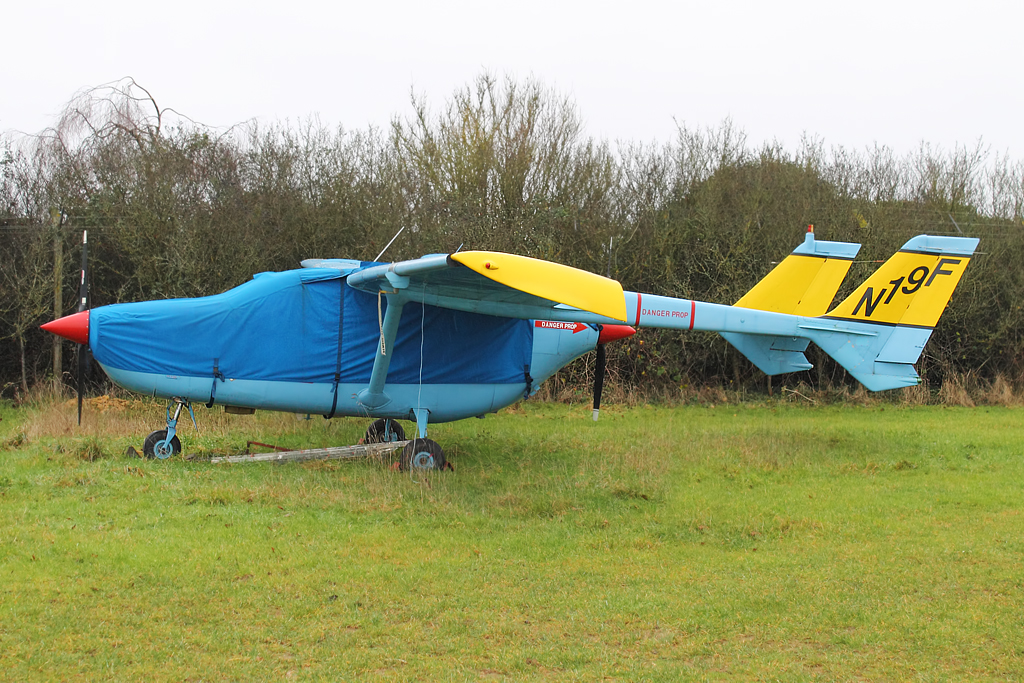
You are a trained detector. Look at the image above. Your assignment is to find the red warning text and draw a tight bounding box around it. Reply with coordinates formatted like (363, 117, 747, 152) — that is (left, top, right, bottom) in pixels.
(641, 308, 689, 319)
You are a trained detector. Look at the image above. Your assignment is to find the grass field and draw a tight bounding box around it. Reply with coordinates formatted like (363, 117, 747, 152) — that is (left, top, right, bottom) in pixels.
(0, 397, 1022, 681)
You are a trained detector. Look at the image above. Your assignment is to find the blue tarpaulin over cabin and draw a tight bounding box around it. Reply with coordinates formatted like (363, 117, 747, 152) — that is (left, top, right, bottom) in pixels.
(90, 268, 533, 384)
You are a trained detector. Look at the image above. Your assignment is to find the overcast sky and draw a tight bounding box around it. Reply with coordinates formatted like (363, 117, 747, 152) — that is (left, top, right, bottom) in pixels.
(3, 0, 1021, 157)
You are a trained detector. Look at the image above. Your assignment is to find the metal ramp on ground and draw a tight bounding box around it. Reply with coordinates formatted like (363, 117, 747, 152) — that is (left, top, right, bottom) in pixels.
(209, 440, 409, 464)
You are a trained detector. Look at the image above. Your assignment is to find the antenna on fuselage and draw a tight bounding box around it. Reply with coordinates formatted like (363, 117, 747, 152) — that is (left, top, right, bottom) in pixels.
(375, 226, 406, 262)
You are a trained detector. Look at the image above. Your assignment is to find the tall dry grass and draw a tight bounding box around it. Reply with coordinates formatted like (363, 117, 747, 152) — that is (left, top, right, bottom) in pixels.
(539, 370, 1024, 408)
(19, 388, 310, 450)
(14, 389, 447, 508)
(16, 370, 1024, 454)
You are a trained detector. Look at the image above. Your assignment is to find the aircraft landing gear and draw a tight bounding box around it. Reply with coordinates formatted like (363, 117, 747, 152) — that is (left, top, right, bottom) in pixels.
(364, 418, 405, 444)
(393, 408, 449, 470)
(143, 429, 181, 459)
(401, 438, 447, 471)
(143, 398, 197, 459)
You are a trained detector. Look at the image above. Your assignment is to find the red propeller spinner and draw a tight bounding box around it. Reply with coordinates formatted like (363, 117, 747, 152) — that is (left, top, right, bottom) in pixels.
(41, 310, 90, 346)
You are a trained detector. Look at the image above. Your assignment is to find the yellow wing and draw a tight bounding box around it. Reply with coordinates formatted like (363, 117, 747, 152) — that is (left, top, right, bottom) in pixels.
(451, 251, 627, 322)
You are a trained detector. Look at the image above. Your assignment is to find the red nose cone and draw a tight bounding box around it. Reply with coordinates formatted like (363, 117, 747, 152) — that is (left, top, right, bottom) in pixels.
(41, 310, 90, 346)
(597, 324, 636, 345)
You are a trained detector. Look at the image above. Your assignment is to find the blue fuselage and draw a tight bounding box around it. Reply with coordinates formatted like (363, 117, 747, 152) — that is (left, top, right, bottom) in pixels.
(92, 268, 601, 424)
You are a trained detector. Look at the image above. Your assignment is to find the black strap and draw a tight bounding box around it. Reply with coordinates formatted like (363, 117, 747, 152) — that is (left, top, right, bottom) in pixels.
(325, 277, 346, 419)
(206, 358, 225, 409)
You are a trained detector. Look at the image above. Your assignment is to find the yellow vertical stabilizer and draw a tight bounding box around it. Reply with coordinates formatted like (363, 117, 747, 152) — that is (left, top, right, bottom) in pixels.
(825, 235, 977, 328)
(734, 229, 860, 316)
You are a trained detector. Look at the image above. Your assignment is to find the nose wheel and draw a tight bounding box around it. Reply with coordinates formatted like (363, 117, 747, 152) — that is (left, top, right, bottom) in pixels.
(143, 430, 181, 459)
(143, 398, 196, 459)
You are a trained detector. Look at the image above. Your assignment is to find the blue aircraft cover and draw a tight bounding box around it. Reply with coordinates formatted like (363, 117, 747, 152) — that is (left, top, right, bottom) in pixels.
(90, 268, 533, 385)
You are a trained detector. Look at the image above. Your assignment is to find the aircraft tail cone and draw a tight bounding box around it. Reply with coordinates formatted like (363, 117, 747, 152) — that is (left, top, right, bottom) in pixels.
(598, 324, 636, 345)
(42, 310, 90, 346)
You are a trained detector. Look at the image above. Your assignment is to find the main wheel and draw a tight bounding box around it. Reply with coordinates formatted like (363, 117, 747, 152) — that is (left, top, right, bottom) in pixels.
(143, 429, 181, 460)
(400, 438, 446, 471)
(364, 418, 406, 444)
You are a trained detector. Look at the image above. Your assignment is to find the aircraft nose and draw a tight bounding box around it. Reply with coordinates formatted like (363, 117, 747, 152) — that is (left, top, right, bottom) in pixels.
(597, 324, 636, 344)
(41, 310, 90, 345)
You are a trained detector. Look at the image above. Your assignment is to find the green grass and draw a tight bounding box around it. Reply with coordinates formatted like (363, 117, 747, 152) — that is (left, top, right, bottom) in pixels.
(1, 399, 1022, 680)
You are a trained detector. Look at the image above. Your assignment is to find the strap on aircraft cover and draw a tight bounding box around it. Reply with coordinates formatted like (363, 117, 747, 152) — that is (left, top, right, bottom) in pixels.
(206, 358, 225, 409)
(325, 277, 346, 419)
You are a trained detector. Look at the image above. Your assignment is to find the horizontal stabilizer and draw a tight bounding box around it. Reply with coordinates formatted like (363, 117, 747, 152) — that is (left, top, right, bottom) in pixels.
(720, 332, 813, 376)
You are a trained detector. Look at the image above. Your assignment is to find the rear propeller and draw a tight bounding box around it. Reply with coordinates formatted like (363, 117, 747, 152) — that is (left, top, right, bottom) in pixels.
(592, 243, 632, 422)
(591, 324, 636, 421)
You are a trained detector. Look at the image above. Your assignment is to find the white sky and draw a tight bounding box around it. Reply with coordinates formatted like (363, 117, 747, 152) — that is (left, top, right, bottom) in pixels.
(2, 0, 1022, 157)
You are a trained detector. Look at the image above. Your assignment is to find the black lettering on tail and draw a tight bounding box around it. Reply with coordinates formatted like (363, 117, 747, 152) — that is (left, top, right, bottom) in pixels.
(852, 287, 887, 317)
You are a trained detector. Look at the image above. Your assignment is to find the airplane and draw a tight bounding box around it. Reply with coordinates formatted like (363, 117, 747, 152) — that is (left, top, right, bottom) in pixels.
(42, 227, 979, 469)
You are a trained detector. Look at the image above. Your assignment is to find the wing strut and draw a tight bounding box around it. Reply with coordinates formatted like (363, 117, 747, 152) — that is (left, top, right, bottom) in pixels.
(357, 294, 405, 409)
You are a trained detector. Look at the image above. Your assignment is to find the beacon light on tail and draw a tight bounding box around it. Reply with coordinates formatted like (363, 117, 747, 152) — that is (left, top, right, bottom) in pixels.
(43, 229, 978, 464)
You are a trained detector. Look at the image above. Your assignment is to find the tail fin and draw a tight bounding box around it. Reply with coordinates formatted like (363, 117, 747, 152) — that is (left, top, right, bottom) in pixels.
(801, 235, 979, 390)
(733, 226, 861, 316)
(822, 235, 976, 328)
(722, 228, 861, 376)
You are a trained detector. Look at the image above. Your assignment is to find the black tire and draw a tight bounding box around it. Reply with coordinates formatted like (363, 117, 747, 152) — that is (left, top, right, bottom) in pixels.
(364, 418, 405, 444)
(143, 429, 181, 459)
(400, 438, 446, 471)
